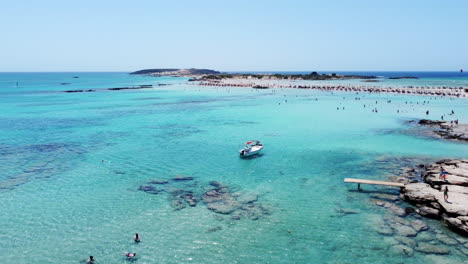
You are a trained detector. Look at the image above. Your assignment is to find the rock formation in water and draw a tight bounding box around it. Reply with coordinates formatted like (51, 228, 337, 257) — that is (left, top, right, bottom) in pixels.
(401, 159, 468, 236)
(388, 76, 419, 79)
(416, 119, 468, 142)
(63, 84, 161, 93)
(138, 177, 271, 220)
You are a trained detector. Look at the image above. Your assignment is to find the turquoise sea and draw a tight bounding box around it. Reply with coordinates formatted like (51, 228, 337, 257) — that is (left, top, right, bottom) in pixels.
(1, 72, 467, 264)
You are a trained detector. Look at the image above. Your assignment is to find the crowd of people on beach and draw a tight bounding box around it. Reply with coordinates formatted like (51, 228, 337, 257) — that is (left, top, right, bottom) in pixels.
(192, 82, 464, 127)
(83, 233, 140, 263)
(187, 82, 464, 127)
(195, 80, 467, 98)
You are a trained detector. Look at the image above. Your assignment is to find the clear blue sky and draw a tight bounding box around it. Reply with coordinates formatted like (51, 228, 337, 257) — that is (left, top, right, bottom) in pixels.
(1, 0, 467, 72)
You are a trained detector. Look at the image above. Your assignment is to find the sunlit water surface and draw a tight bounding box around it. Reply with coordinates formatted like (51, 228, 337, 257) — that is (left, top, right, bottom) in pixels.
(0, 73, 467, 264)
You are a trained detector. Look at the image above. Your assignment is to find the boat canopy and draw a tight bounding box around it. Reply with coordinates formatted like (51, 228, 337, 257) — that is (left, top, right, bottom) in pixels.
(246, 140, 260, 145)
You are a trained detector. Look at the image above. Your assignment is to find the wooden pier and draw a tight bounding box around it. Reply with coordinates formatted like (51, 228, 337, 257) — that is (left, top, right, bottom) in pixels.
(344, 178, 405, 188)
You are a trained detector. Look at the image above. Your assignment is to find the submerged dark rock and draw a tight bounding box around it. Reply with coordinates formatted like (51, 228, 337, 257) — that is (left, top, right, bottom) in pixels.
(404, 207, 416, 214)
(415, 243, 450, 255)
(370, 193, 400, 202)
(372, 199, 406, 216)
(410, 220, 429, 232)
(107, 86, 152, 91)
(139, 179, 270, 219)
(63, 85, 153, 93)
(389, 244, 414, 257)
(207, 202, 239, 214)
(172, 176, 194, 181)
(182, 193, 197, 207)
(389, 76, 419, 79)
(170, 199, 186, 210)
(148, 179, 169, 185)
(201, 182, 269, 219)
(206, 226, 222, 233)
(138, 185, 156, 192)
(64, 89, 96, 93)
(138, 185, 162, 195)
(209, 181, 225, 188)
(335, 208, 360, 216)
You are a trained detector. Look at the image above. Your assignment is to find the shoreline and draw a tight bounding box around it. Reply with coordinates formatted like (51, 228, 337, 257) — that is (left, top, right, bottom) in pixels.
(190, 78, 468, 98)
(414, 120, 468, 142)
(363, 157, 468, 257)
(401, 159, 468, 237)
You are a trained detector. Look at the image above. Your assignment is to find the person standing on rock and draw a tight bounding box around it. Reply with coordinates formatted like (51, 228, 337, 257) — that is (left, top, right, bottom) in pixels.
(443, 186, 449, 202)
(439, 169, 447, 181)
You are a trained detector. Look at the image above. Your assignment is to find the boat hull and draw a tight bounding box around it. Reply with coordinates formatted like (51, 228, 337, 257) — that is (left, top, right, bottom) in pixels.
(239, 145, 263, 157)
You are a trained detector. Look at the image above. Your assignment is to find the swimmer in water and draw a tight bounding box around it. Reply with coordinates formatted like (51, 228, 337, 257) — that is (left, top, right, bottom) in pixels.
(124, 252, 137, 259)
(134, 233, 140, 243)
(86, 256, 94, 263)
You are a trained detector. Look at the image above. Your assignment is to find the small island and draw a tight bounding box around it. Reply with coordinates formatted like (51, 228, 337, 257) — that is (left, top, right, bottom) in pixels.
(130, 69, 378, 81)
(191, 71, 378, 81)
(130, 68, 220, 77)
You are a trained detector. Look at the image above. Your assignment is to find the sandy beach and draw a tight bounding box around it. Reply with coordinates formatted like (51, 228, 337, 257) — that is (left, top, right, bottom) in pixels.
(192, 77, 468, 98)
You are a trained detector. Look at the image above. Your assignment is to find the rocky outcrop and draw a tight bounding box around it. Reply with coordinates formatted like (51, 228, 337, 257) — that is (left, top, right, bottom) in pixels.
(417, 119, 468, 142)
(444, 216, 468, 235)
(401, 159, 468, 236)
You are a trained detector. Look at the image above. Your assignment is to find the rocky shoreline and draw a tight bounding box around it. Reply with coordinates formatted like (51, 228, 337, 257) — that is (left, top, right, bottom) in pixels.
(415, 119, 468, 142)
(356, 157, 468, 257)
(401, 159, 468, 236)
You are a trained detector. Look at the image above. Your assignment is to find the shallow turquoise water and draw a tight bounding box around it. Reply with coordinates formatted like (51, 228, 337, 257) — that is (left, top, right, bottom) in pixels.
(1, 73, 467, 264)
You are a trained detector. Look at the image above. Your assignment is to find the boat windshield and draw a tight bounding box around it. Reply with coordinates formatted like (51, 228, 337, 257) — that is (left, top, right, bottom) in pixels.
(246, 140, 261, 146)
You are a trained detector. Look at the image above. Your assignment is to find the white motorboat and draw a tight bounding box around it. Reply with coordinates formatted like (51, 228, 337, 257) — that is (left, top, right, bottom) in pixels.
(239, 140, 263, 158)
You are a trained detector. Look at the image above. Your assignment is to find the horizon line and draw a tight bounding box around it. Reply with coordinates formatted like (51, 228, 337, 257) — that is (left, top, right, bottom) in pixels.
(0, 70, 465, 73)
